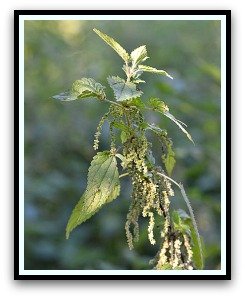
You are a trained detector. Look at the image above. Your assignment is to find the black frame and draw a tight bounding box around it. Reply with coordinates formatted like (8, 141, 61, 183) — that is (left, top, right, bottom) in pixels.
(14, 9, 231, 280)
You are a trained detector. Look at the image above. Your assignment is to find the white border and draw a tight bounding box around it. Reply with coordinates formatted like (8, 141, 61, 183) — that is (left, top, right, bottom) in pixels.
(19, 13, 227, 276)
(20, 14, 226, 21)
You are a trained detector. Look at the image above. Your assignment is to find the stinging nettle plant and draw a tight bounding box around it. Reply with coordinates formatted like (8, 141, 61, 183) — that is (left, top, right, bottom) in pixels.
(53, 28, 204, 270)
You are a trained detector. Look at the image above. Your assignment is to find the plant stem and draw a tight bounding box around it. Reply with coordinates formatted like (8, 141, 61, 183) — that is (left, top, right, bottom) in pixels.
(119, 172, 129, 178)
(104, 98, 123, 108)
(156, 171, 203, 262)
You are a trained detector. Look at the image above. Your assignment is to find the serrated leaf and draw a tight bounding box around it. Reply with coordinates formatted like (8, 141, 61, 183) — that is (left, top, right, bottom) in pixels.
(93, 28, 130, 63)
(107, 76, 143, 101)
(66, 151, 120, 239)
(52, 91, 77, 102)
(162, 142, 176, 176)
(138, 65, 173, 79)
(164, 111, 194, 144)
(71, 78, 106, 100)
(148, 98, 169, 113)
(131, 45, 149, 66)
(53, 78, 106, 102)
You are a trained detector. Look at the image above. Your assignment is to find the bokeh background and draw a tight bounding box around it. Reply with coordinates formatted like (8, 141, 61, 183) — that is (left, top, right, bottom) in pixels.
(24, 20, 221, 270)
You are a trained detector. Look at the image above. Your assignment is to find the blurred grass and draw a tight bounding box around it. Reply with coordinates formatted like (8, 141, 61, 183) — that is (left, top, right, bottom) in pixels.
(24, 20, 221, 270)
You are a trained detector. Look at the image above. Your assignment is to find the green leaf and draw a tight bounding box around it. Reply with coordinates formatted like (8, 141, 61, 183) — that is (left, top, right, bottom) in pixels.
(185, 218, 204, 269)
(52, 91, 77, 101)
(172, 210, 190, 234)
(71, 78, 106, 100)
(115, 153, 126, 163)
(176, 209, 204, 269)
(53, 78, 106, 102)
(120, 131, 130, 143)
(130, 45, 149, 66)
(164, 111, 194, 144)
(138, 65, 173, 79)
(148, 98, 169, 113)
(66, 151, 120, 239)
(107, 76, 143, 101)
(93, 28, 130, 63)
(162, 143, 176, 176)
(111, 121, 130, 132)
(126, 97, 145, 108)
(111, 121, 132, 143)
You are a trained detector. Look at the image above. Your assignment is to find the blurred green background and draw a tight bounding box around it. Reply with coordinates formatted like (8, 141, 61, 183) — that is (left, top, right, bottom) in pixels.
(24, 20, 221, 270)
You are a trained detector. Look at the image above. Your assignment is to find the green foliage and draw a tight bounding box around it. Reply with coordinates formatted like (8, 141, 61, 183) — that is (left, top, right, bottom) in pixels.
(53, 27, 205, 270)
(188, 219, 204, 270)
(93, 28, 130, 63)
(130, 45, 149, 66)
(24, 20, 221, 271)
(138, 64, 173, 79)
(71, 78, 106, 100)
(174, 209, 204, 269)
(164, 111, 194, 144)
(147, 98, 169, 113)
(66, 151, 120, 239)
(162, 142, 176, 176)
(53, 78, 106, 101)
(108, 76, 143, 101)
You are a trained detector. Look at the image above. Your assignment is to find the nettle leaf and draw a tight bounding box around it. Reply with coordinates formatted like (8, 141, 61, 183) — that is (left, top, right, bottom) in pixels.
(186, 218, 204, 270)
(162, 143, 176, 176)
(164, 111, 194, 144)
(176, 209, 204, 270)
(93, 28, 130, 63)
(148, 98, 169, 113)
(53, 78, 106, 102)
(126, 97, 145, 108)
(146, 101, 193, 144)
(72, 78, 106, 100)
(111, 121, 132, 143)
(107, 76, 143, 101)
(138, 65, 173, 80)
(52, 91, 77, 102)
(66, 151, 120, 239)
(120, 131, 130, 143)
(131, 45, 149, 66)
(172, 210, 190, 234)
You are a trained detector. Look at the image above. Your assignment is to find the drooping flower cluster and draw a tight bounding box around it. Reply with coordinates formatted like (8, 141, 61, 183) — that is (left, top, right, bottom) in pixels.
(122, 134, 194, 270)
(92, 105, 195, 270)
